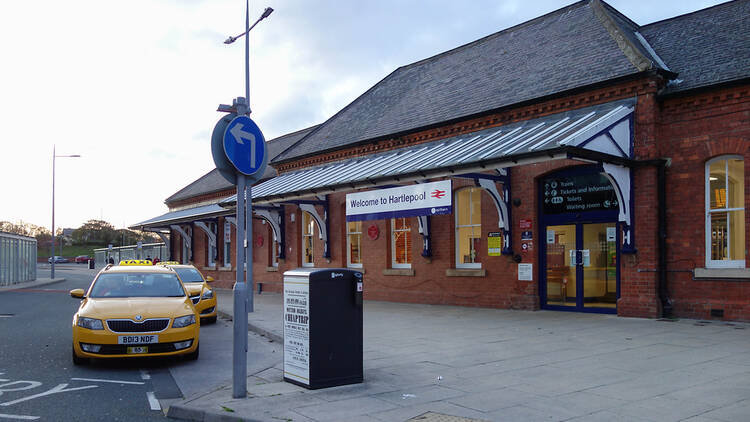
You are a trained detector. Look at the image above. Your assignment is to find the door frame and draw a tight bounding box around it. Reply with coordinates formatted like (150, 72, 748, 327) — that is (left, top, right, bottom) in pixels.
(538, 166, 620, 314)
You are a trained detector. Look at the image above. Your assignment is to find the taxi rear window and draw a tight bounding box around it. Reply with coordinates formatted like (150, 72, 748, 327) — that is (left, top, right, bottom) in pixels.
(90, 273, 186, 298)
(173, 267, 203, 283)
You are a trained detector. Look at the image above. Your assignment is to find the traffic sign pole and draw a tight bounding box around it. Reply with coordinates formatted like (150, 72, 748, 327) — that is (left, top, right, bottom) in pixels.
(233, 173, 248, 398)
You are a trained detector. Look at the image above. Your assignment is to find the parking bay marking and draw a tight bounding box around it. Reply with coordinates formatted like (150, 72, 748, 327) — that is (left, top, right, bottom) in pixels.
(0, 413, 39, 420)
(146, 392, 160, 411)
(70, 378, 144, 385)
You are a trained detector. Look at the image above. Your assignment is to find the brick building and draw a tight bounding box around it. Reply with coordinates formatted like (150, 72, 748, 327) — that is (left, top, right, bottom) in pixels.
(133, 0, 750, 320)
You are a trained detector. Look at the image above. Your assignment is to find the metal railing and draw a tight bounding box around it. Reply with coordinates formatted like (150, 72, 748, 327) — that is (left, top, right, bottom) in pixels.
(0, 232, 37, 286)
(94, 243, 168, 267)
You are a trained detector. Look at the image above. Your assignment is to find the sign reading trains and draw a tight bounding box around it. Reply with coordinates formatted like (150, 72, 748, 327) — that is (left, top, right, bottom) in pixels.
(542, 172, 618, 215)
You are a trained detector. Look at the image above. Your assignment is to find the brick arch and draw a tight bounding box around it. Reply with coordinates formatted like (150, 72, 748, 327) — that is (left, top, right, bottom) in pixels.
(704, 137, 750, 159)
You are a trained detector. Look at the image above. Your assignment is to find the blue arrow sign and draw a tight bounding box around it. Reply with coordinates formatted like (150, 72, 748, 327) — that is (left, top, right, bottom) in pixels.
(223, 116, 267, 177)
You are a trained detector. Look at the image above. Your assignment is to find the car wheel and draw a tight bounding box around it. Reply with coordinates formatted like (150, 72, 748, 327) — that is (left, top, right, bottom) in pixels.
(185, 343, 199, 361)
(203, 316, 217, 325)
(72, 346, 88, 365)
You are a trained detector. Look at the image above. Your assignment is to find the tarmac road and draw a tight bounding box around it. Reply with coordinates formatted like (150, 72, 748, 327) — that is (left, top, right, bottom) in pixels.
(0, 264, 281, 421)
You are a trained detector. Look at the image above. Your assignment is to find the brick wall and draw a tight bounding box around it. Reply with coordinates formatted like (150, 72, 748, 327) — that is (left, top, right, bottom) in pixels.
(657, 84, 750, 320)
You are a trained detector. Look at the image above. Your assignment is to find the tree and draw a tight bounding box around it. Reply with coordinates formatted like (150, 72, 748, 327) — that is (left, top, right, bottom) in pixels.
(72, 220, 117, 245)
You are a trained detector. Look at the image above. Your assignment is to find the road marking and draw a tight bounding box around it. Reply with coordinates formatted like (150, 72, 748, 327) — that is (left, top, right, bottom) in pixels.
(146, 392, 160, 411)
(70, 378, 144, 385)
(1, 384, 97, 407)
(0, 381, 42, 396)
(139, 370, 151, 380)
(0, 413, 39, 420)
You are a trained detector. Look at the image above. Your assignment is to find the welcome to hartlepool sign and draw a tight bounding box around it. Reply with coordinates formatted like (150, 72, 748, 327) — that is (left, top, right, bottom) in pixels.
(345, 180, 452, 222)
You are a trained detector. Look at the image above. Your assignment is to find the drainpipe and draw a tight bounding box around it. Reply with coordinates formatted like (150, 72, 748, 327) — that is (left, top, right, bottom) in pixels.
(657, 161, 672, 317)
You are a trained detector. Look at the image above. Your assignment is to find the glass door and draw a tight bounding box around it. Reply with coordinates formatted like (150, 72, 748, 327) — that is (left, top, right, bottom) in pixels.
(544, 222, 617, 311)
(545, 225, 576, 306)
(582, 223, 617, 309)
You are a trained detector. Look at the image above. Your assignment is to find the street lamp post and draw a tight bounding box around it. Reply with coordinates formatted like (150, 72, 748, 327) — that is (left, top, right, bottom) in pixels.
(223, 1, 273, 399)
(51, 145, 81, 279)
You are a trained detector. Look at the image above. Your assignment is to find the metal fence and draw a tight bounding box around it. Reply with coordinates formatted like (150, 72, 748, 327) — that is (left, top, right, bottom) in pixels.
(94, 243, 168, 267)
(0, 232, 37, 286)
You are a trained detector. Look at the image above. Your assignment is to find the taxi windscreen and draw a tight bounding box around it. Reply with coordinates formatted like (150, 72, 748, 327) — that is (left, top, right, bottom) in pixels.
(173, 267, 203, 283)
(90, 273, 186, 298)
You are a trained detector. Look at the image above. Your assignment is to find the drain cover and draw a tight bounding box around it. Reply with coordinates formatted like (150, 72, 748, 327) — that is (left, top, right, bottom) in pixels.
(407, 412, 487, 422)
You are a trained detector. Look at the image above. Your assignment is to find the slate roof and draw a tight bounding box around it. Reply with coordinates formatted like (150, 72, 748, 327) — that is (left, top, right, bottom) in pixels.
(165, 124, 319, 204)
(272, 0, 748, 164)
(272, 0, 667, 164)
(641, 0, 750, 94)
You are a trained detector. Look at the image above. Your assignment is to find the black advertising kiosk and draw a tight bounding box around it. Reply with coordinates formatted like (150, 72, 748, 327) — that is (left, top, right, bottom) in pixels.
(283, 268, 364, 389)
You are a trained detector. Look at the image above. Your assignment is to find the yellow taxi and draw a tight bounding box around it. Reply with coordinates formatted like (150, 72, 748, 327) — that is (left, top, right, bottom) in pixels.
(70, 260, 200, 364)
(158, 262, 217, 324)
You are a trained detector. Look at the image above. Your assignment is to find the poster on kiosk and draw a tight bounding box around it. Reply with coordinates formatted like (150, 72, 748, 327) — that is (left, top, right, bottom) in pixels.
(283, 268, 363, 389)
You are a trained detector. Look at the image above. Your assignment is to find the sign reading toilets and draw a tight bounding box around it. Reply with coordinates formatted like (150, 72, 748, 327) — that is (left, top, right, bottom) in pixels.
(346, 180, 452, 222)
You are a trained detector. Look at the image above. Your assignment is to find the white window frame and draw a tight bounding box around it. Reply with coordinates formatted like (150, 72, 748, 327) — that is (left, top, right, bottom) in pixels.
(207, 222, 217, 268)
(705, 156, 745, 268)
(271, 237, 279, 268)
(223, 221, 232, 267)
(302, 212, 315, 267)
(455, 187, 482, 269)
(391, 217, 412, 269)
(347, 221, 363, 269)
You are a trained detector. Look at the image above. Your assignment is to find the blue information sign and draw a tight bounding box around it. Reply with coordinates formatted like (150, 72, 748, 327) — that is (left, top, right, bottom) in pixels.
(223, 116, 267, 177)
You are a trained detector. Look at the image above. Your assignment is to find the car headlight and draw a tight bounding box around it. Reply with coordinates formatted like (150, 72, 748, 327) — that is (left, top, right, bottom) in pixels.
(201, 289, 214, 300)
(173, 314, 196, 328)
(77, 316, 104, 330)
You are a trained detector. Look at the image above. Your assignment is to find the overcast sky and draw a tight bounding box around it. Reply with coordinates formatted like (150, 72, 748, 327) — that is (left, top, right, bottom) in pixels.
(0, 0, 727, 232)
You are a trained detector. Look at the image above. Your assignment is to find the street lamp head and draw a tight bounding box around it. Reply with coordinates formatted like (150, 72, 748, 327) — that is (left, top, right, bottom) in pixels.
(224, 36, 237, 44)
(261, 7, 273, 19)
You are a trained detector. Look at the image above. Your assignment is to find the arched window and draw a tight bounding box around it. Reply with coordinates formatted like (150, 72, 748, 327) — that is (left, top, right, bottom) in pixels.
(347, 221, 363, 268)
(455, 187, 482, 268)
(391, 218, 412, 269)
(302, 212, 315, 267)
(706, 156, 745, 268)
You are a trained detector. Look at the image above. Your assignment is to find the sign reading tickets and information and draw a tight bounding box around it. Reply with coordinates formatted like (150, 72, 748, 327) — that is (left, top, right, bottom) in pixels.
(542, 173, 618, 215)
(346, 180, 452, 221)
(283, 278, 310, 385)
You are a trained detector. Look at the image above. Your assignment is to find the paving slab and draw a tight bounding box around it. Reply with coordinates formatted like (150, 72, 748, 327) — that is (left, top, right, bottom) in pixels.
(167, 291, 750, 422)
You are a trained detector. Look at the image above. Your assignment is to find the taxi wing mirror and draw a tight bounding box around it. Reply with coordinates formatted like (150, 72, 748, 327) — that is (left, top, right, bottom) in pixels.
(205, 276, 215, 283)
(70, 289, 85, 299)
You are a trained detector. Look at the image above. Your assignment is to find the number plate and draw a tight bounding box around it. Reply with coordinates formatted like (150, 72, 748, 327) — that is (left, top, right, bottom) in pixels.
(127, 346, 148, 354)
(118, 335, 158, 345)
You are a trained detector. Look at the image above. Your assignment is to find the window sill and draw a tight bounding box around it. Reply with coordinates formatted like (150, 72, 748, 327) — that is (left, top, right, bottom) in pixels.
(446, 268, 486, 277)
(218, 266, 233, 272)
(202, 266, 217, 271)
(266, 267, 278, 272)
(694, 267, 750, 280)
(383, 268, 414, 276)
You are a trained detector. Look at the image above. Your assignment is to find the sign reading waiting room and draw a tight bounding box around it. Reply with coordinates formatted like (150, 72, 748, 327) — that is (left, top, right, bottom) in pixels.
(346, 180, 452, 222)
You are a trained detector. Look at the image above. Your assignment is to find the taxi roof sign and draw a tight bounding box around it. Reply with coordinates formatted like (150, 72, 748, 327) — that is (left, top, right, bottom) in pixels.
(119, 259, 153, 266)
(157, 261, 181, 266)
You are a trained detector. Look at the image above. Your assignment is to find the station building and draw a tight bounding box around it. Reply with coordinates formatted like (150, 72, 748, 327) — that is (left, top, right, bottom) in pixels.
(133, 0, 750, 320)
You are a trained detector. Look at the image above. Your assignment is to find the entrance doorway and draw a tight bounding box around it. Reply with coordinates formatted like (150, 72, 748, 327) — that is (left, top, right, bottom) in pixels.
(540, 167, 619, 313)
(544, 222, 617, 311)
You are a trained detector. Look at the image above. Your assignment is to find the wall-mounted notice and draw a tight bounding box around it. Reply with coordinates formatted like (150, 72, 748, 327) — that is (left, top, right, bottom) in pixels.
(488, 232, 502, 256)
(518, 264, 534, 281)
(283, 280, 310, 385)
(518, 263, 533, 281)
